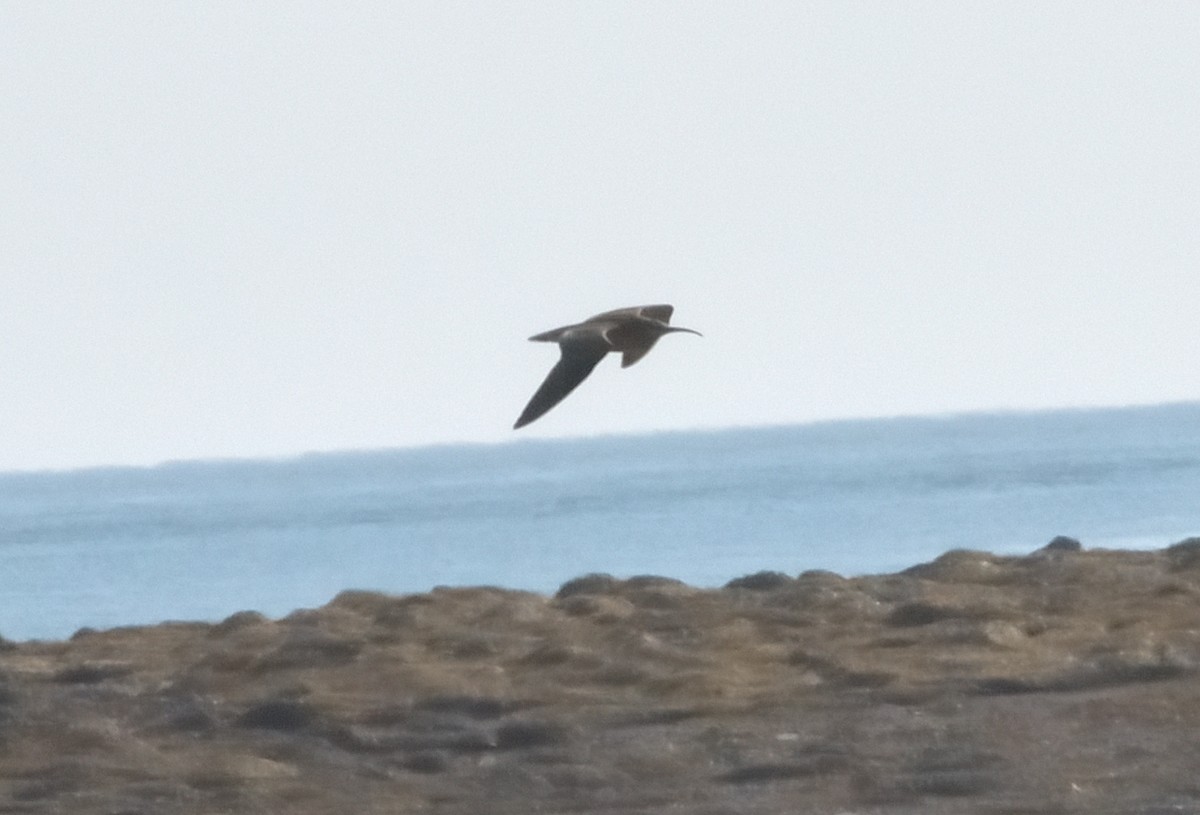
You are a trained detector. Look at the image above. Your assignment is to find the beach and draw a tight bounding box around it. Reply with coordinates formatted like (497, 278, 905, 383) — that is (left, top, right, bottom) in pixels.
(3, 538, 1200, 813)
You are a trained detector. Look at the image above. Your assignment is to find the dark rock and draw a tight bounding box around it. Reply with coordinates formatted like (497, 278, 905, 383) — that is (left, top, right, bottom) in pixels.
(442, 637, 498, 659)
(910, 768, 995, 797)
(976, 658, 1190, 696)
(236, 700, 316, 731)
(905, 746, 1001, 797)
(9, 761, 89, 802)
(494, 721, 569, 750)
(52, 663, 134, 684)
(253, 632, 361, 672)
(165, 706, 217, 733)
(718, 763, 816, 784)
(787, 649, 895, 688)
(403, 751, 449, 774)
(975, 677, 1040, 695)
(516, 643, 579, 667)
(623, 587, 694, 611)
(885, 602, 964, 627)
(159, 695, 218, 733)
(796, 569, 845, 582)
(903, 549, 1011, 583)
(624, 575, 688, 590)
(327, 590, 392, 614)
(415, 695, 515, 720)
(13, 778, 76, 802)
(586, 662, 650, 687)
(555, 573, 619, 598)
(554, 595, 614, 617)
(610, 707, 709, 727)
(1166, 538, 1200, 571)
(1056, 659, 1190, 691)
(719, 750, 849, 784)
(0, 677, 17, 708)
(209, 610, 269, 636)
(724, 571, 793, 591)
(1040, 535, 1083, 553)
(329, 722, 494, 754)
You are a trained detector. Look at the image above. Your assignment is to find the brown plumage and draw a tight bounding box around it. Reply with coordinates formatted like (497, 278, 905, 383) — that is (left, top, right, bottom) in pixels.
(514, 304, 701, 429)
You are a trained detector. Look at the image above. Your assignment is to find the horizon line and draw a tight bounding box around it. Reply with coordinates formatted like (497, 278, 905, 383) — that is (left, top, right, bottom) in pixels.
(3, 397, 1198, 479)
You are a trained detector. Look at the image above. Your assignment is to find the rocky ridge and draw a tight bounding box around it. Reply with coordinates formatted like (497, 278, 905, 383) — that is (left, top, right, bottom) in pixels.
(3, 539, 1200, 813)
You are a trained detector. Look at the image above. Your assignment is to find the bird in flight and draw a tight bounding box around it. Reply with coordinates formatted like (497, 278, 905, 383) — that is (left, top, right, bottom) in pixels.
(514, 304, 701, 429)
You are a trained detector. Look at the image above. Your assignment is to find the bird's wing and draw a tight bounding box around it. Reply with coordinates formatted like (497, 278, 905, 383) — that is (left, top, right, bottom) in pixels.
(514, 337, 610, 429)
(587, 304, 674, 325)
(621, 338, 660, 368)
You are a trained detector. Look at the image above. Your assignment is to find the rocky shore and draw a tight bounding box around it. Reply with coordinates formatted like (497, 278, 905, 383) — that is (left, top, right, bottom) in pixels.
(3, 539, 1200, 813)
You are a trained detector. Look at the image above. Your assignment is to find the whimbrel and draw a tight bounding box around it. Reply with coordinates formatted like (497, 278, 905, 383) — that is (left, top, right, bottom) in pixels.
(513, 304, 701, 429)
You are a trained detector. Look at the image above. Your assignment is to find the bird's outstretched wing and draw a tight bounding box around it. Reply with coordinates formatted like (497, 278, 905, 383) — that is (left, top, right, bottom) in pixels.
(587, 304, 674, 325)
(514, 337, 610, 428)
(620, 338, 660, 368)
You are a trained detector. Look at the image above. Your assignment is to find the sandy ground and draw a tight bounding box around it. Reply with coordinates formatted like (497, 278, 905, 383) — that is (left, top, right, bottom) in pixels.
(3, 537, 1200, 813)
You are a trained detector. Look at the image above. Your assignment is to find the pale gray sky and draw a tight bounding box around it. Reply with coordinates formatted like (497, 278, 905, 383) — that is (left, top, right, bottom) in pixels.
(2, 2, 1198, 471)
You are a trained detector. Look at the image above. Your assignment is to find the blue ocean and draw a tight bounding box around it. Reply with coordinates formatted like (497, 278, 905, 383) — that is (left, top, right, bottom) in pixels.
(2, 403, 1198, 641)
